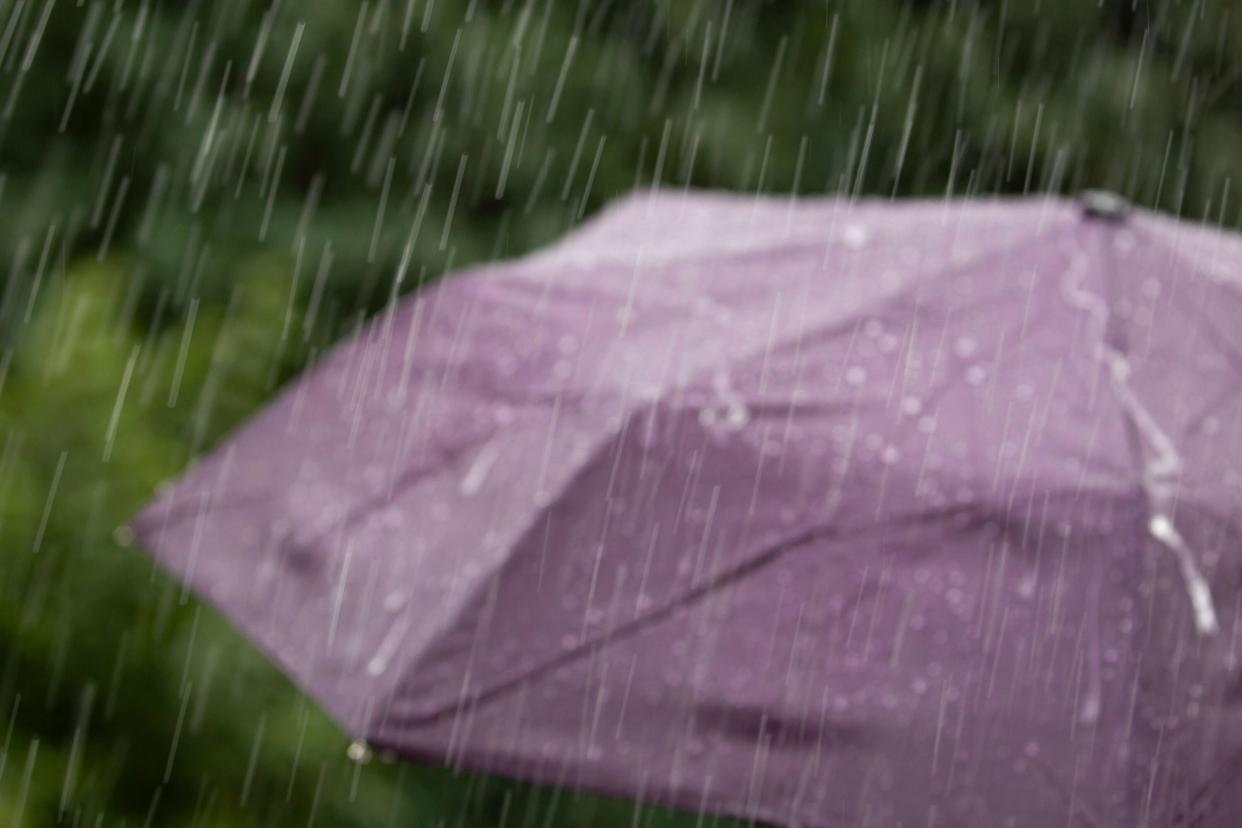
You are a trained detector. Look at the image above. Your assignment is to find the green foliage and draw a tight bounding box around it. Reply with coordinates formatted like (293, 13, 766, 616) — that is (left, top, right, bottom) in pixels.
(1, 0, 1240, 825)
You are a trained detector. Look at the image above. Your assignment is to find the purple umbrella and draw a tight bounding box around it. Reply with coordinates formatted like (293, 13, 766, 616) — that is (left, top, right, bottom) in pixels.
(132, 190, 1242, 827)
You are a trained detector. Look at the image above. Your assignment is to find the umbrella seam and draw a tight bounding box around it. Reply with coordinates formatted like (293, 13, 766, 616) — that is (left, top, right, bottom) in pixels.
(374, 483, 1130, 732)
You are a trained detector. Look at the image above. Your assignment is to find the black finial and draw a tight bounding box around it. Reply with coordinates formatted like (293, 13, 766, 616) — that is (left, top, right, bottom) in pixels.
(1079, 190, 1130, 221)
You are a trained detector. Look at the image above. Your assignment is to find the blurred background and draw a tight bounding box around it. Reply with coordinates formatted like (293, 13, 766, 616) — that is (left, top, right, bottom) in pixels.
(1, 0, 1240, 824)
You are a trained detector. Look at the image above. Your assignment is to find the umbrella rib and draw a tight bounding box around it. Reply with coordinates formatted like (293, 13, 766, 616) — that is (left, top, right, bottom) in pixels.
(376, 510, 918, 729)
(735, 217, 1084, 395)
(376, 485, 1116, 731)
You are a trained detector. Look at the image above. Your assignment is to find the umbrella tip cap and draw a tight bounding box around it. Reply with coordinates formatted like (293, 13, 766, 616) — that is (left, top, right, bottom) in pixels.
(1079, 190, 1130, 221)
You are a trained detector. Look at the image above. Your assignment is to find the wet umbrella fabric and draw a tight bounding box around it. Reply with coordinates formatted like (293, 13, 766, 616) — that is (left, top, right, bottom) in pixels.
(132, 191, 1242, 827)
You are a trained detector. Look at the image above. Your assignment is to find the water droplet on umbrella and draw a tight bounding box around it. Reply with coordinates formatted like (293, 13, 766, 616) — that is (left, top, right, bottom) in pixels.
(1017, 576, 1036, 598)
(1079, 694, 1101, 726)
(843, 224, 869, 247)
(493, 404, 516, 426)
(722, 400, 750, 429)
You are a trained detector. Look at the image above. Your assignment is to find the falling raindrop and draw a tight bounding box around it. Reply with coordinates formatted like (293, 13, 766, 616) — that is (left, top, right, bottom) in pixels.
(842, 224, 869, 248)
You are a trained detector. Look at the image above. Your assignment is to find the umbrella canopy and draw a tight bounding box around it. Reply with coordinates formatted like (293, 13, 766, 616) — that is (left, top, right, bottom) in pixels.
(131, 190, 1242, 827)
